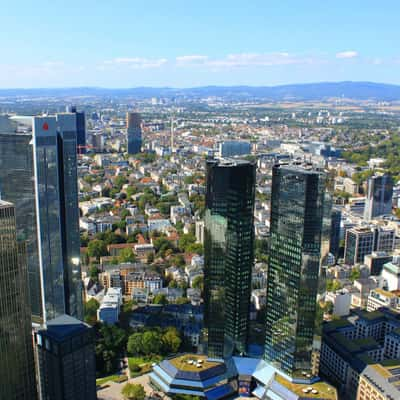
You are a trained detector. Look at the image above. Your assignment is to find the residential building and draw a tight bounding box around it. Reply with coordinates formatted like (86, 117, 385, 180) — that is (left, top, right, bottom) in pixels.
(367, 289, 399, 312)
(364, 174, 394, 221)
(264, 162, 327, 379)
(34, 315, 96, 400)
(0, 114, 83, 322)
(204, 158, 256, 358)
(0, 201, 37, 399)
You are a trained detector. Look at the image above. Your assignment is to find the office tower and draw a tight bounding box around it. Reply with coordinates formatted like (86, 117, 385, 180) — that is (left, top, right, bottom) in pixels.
(127, 111, 142, 154)
(364, 174, 393, 221)
(364, 252, 392, 276)
(0, 114, 83, 322)
(374, 226, 395, 253)
(66, 105, 86, 154)
(264, 162, 327, 379)
(0, 201, 37, 399)
(218, 140, 252, 157)
(204, 158, 256, 359)
(329, 209, 341, 260)
(34, 315, 96, 400)
(344, 227, 375, 265)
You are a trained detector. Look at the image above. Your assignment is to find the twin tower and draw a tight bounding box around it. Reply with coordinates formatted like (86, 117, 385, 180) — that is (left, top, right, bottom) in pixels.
(204, 158, 330, 380)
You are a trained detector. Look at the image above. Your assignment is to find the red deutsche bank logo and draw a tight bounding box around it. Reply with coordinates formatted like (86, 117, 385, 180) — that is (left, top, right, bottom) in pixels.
(42, 122, 49, 131)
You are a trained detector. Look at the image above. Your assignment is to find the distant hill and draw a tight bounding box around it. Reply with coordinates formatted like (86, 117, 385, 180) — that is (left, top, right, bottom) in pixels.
(1, 82, 400, 101)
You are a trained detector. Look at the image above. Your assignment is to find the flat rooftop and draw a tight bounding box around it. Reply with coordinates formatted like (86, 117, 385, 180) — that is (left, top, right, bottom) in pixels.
(275, 374, 337, 399)
(169, 354, 221, 372)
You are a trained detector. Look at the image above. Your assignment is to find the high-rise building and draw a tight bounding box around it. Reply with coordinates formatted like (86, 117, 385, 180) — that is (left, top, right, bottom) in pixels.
(364, 174, 393, 221)
(264, 162, 327, 379)
(127, 111, 142, 154)
(204, 158, 256, 358)
(0, 114, 83, 323)
(329, 208, 342, 260)
(0, 201, 37, 399)
(34, 315, 96, 400)
(344, 227, 375, 265)
(218, 140, 252, 157)
(66, 105, 86, 154)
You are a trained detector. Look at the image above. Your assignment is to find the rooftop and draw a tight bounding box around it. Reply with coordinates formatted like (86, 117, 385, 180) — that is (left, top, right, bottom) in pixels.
(169, 354, 220, 372)
(274, 374, 337, 399)
(40, 314, 90, 342)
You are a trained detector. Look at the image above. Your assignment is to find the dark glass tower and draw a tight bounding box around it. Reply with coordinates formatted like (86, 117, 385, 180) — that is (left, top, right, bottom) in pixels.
(204, 158, 256, 359)
(66, 105, 86, 154)
(0, 201, 37, 399)
(264, 162, 327, 379)
(34, 315, 96, 400)
(329, 208, 341, 260)
(364, 174, 393, 221)
(127, 112, 142, 154)
(0, 114, 83, 322)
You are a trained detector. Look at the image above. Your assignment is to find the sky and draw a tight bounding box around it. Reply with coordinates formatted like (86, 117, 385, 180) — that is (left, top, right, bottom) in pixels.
(1, 0, 399, 88)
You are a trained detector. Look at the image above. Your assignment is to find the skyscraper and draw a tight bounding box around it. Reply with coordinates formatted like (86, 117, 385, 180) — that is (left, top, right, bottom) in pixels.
(0, 114, 83, 323)
(329, 208, 342, 260)
(0, 201, 37, 399)
(66, 105, 86, 154)
(364, 174, 393, 221)
(204, 158, 256, 359)
(127, 111, 142, 154)
(264, 162, 327, 379)
(34, 315, 96, 400)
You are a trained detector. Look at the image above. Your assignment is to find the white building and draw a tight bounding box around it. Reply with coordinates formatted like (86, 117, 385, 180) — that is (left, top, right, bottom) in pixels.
(97, 287, 122, 324)
(325, 289, 351, 317)
(382, 258, 400, 291)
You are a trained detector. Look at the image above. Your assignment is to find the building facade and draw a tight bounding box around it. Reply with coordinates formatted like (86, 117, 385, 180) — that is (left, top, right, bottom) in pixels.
(0, 114, 83, 322)
(66, 105, 86, 153)
(264, 162, 327, 379)
(34, 315, 96, 400)
(0, 201, 37, 399)
(127, 112, 142, 154)
(364, 174, 394, 221)
(204, 158, 256, 358)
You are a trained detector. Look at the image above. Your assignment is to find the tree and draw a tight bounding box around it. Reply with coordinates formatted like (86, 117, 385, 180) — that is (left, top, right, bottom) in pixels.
(162, 327, 182, 354)
(84, 298, 99, 326)
(119, 248, 136, 263)
(192, 275, 204, 291)
(88, 265, 99, 281)
(147, 253, 155, 264)
(127, 333, 143, 356)
(87, 240, 108, 260)
(153, 293, 168, 305)
(121, 383, 145, 400)
(350, 267, 361, 283)
(142, 331, 163, 355)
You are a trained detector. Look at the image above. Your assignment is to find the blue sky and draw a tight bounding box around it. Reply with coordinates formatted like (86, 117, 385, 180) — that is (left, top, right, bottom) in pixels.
(1, 0, 399, 88)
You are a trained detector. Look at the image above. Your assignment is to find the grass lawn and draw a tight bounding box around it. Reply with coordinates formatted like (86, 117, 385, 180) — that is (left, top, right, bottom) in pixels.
(128, 355, 163, 376)
(96, 375, 122, 386)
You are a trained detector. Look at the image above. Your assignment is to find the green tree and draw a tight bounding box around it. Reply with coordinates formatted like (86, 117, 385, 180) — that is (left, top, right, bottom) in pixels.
(121, 383, 146, 400)
(192, 275, 204, 291)
(119, 247, 136, 263)
(153, 293, 168, 305)
(142, 331, 163, 355)
(350, 267, 361, 283)
(84, 298, 99, 326)
(87, 240, 108, 259)
(127, 333, 143, 356)
(162, 327, 182, 354)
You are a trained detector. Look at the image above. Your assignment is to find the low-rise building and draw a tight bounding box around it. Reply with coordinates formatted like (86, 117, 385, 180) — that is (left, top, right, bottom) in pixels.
(97, 287, 122, 324)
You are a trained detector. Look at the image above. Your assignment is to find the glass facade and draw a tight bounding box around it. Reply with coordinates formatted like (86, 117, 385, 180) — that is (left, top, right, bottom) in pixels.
(0, 115, 83, 322)
(0, 201, 37, 399)
(57, 128, 84, 320)
(329, 209, 341, 260)
(204, 159, 255, 359)
(127, 112, 142, 154)
(364, 174, 394, 221)
(264, 163, 327, 379)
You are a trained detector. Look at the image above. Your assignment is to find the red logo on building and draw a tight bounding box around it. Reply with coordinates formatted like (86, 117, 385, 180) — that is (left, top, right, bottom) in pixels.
(42, 122, 49, 131)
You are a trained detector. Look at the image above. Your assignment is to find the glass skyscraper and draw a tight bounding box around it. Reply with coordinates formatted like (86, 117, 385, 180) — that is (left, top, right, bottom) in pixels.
(264, 162, 327, 379)
(66, 105, 86, 154)
(0, 114, 83, 323)
(204, 158, 256, 359)
(127, 111, 142, 154)
(364, 174, 394, 221)
(0, 201, 37, 399)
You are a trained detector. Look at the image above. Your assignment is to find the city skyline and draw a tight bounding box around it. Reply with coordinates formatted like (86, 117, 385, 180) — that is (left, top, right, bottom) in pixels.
(1, 1, 400, 88)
